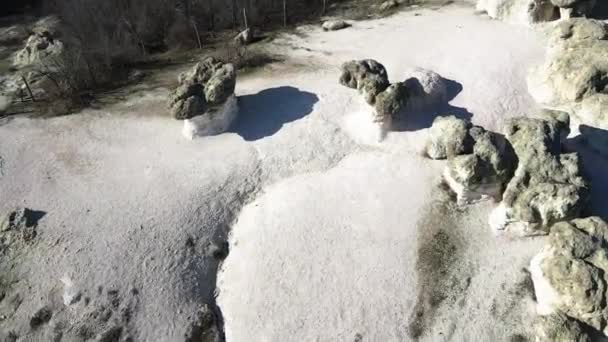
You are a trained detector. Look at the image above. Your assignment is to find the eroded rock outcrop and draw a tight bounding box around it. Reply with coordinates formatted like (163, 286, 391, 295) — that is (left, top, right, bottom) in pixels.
(427, 116, 516, 204)
(489, 115, 589, 236)
(530, 217, 608, 337)
(476, 0, 559, 25)
(444, 126, 516, 205)
(426, 116, 474, 160)
(167, 57, 238, 139)
(339, 59, 390, 105)
(528, 19, 608, 153)
(534, 313, 591, 342)
(339, 59, 406, 136)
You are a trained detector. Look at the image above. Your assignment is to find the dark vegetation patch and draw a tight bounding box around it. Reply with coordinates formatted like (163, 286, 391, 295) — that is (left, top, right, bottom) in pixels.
(407, 190, 472, 339)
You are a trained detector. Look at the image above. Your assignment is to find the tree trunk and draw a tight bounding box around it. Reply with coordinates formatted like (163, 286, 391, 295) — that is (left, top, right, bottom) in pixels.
(283, 0, 287, 27)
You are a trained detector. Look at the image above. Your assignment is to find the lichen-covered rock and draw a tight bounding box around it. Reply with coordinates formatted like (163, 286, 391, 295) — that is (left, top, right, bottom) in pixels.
(426, 116, 474, 160)
(0, 207, 39, 242)
(339, 59, 390, 105)
(168, 57, 237, 138)
(443, 127, 516, 205)
(403, 67, 449, 112)
(534, 313, 591, 342)
(373, 82, 408, 123)
(12, 31, 64, 68)
(489, 116, 589, 236)
(322, 20, 350, 31)
(530, 217, 608, 336)
(170, 59, 234, 114)
(476, 0, 559, 25)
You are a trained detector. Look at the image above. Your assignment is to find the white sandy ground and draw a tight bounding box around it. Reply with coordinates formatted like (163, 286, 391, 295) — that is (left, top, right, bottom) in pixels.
(1, 2, 598, 341)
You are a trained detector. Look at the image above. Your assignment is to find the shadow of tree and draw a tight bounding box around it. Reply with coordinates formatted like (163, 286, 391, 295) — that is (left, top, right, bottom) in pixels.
(392, 77, 473, 132)
(566, 125, 608, 221)
(230, 86, 319, 141)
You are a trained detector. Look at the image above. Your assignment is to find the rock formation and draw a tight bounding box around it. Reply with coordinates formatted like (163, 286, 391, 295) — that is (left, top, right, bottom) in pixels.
(534, 313, 591, 342)
(339, 59, 390, 105)
(339, 59, 406, 136)
(403, 67, 449, 112)
(167, 57, 238, 139)
(427, 116, 516, 205)
(476, 0, 559, 25)
(530, 217, 608, 338)
(444, 126, 516, 205)
(340, 61, 455, 140)
(489, 114, 589, 236)
(426, 116, 474, 160)
(528, 18, 608, 154)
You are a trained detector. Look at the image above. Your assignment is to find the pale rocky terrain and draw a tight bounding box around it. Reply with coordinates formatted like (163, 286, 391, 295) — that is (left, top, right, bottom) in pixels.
(1, 1, 608, 342)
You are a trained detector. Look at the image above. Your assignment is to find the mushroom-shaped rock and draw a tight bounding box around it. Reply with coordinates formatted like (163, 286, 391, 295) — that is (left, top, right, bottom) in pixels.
(443, 127, 516, 205)
(476, 0, 559, 25)
(426, 116, 474, 160)
(534, 313, 591, 342)
(373, 82, 408, 125)
(530, 217, 608, 336)
(167, 57, 238, 139)
(322, 20, 350, 31)
(339, 59, 390, 105)
(489, 116, 589, 236)
(403, 67, 449, 112)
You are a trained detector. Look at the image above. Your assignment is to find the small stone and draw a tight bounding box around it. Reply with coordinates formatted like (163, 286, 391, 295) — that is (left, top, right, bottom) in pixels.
(322, 20, 350, 31)
(61, 276, 81, 306)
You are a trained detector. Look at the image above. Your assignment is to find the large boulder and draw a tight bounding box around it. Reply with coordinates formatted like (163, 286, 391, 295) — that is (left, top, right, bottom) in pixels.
(443, 126, 516, 205)
(476, 0, 559, 25)
(528, 19, 608, 154)
(530, 217, 608, 337)
(339, 59, 390, 105)
(426, 116, 474, 160)
(167, 57, 238, 139)
(489, 115, 589, 236)
(403, 67, 449, 112)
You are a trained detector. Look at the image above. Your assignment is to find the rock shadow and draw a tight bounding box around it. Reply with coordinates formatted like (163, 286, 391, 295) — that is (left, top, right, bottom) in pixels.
(230, 86, 319, 141)
(566, 125, 608, 221)
(392, 78, 473, 132)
